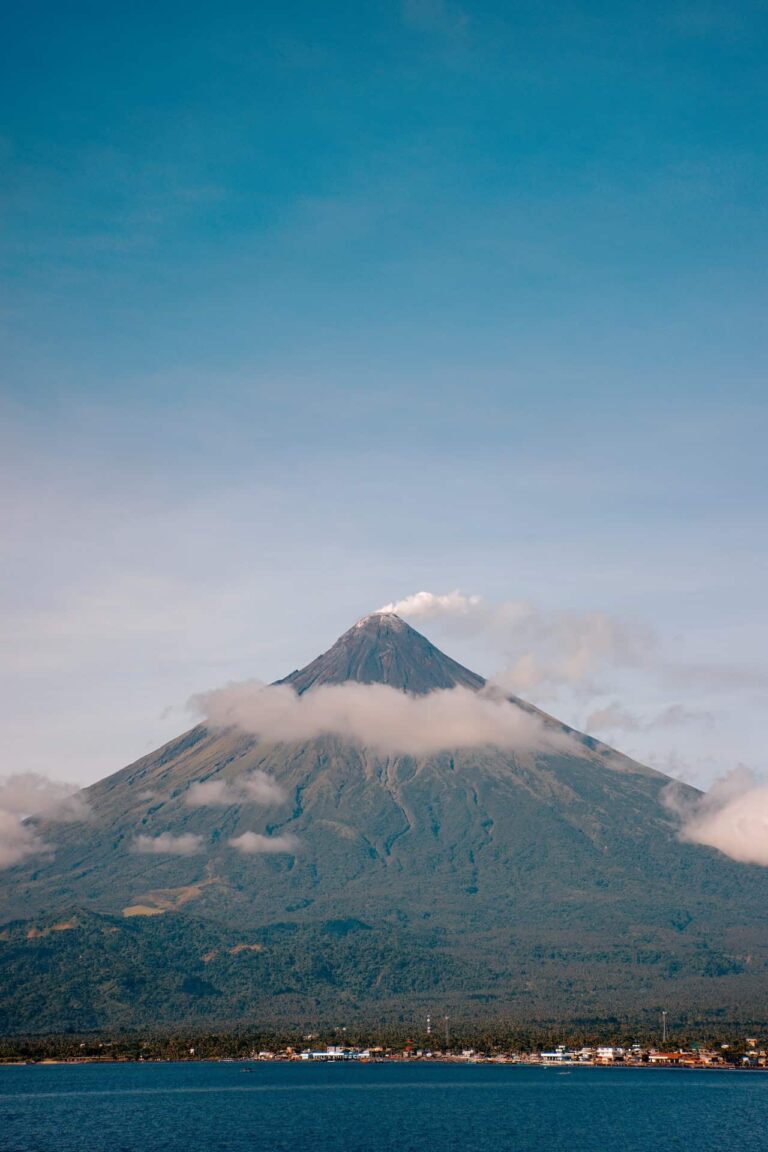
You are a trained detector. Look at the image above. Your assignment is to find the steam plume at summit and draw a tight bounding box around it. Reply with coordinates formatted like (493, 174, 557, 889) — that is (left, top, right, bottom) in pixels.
(380, 590, 654, 693)
(379, 591, 484, 618)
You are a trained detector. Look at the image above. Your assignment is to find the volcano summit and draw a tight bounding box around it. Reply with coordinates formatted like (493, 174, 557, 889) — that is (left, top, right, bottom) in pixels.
(277, 611, 486, 694)
(2, 613, 768, 1033)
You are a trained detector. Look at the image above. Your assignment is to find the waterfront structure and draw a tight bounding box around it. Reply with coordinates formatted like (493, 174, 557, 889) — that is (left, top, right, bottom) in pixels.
(300, 1046, 371, 1061)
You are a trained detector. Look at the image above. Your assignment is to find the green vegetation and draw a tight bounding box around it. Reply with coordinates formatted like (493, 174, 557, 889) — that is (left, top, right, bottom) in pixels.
(2, 904, 768, 1036)
(0, 1026, 763, 1065)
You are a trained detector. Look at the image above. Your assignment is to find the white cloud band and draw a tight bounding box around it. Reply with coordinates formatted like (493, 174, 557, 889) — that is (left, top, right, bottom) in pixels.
(192, 680, 566, 756)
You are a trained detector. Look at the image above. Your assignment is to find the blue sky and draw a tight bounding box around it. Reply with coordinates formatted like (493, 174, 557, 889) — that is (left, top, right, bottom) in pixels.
(2, 1, 767, 786)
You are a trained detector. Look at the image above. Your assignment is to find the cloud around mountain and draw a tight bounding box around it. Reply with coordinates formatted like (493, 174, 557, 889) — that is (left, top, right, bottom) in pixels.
(133, 832, 204, 856)
(0, 773, 89, 868)
(185, 771, 286, 807)
(229, 831, 299, 855)
(131, 828, 298, 856)
(667, 766, 768, 866)
(191, 681, 569, 757)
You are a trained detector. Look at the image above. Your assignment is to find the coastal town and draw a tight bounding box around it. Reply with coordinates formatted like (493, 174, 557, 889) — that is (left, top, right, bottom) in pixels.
(247, 1039, 768, 1068)
(3, 1036, 767, 1069)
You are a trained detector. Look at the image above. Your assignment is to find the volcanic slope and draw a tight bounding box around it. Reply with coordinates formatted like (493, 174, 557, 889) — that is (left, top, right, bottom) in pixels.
(3, 612, 768, 1031)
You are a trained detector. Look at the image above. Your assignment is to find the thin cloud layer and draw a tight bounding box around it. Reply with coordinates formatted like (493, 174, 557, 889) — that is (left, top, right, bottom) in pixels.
(229, 831, 299, 855)
(0, 773, 89, 869)
(586, 701, 713, 734)
(192, 681, 567, 756)
(383, 589, 768, 704)
(133, 832, 204, 856)
(666, 766, 768, 866)
(381, 589, 654, 695)
(185, 771, 285, 808)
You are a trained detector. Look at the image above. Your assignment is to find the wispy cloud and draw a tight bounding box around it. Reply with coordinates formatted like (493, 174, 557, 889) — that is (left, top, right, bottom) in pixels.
(185, 771, 285, 808)
(229, 831, 299, 855)
(382, 589, 654, 696)
(586, 701, 713, 734)
(384, 589, 768, 717)
(0, 812, 53, 870)
(0, 773, 89, 869)
(192, 680, 568, 756)
(133, 832, 204, 856)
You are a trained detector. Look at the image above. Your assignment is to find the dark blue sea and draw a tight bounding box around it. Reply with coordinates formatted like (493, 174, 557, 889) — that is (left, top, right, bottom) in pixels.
(1, 1061, 766, 1152)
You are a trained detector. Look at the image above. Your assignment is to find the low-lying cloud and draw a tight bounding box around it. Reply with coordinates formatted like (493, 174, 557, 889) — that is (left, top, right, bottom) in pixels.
(133, 832, 204, 856)
(0, 811, 53, 870)
(666, 766, 768, 866)
(0, 773, 89, 821)
(185, 771, 285, 808)
(229, 831, 299, 855)
(192, 680, 567, 756)
(0, 773, 89, 869)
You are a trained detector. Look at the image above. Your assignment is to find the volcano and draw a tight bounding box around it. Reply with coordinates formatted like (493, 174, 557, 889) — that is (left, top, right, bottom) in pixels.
(3, 612, 768, 1034)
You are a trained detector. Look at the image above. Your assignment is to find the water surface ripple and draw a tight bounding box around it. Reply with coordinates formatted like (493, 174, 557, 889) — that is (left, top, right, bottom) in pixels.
(1, 1061, 766, 1151)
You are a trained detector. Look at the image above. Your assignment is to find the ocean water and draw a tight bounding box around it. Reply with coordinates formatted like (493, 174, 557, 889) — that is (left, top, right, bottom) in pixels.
(1, 1061, 766, 1152)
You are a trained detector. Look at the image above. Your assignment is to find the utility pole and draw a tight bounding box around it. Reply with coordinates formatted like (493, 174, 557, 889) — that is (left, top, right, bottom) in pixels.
(662, 1010, 668, 1045)
(444, 1015, 450, 1050)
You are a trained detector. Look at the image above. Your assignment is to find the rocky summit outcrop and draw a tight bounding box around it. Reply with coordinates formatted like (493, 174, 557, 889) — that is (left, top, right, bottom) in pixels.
(3, 613, 768, 1032)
